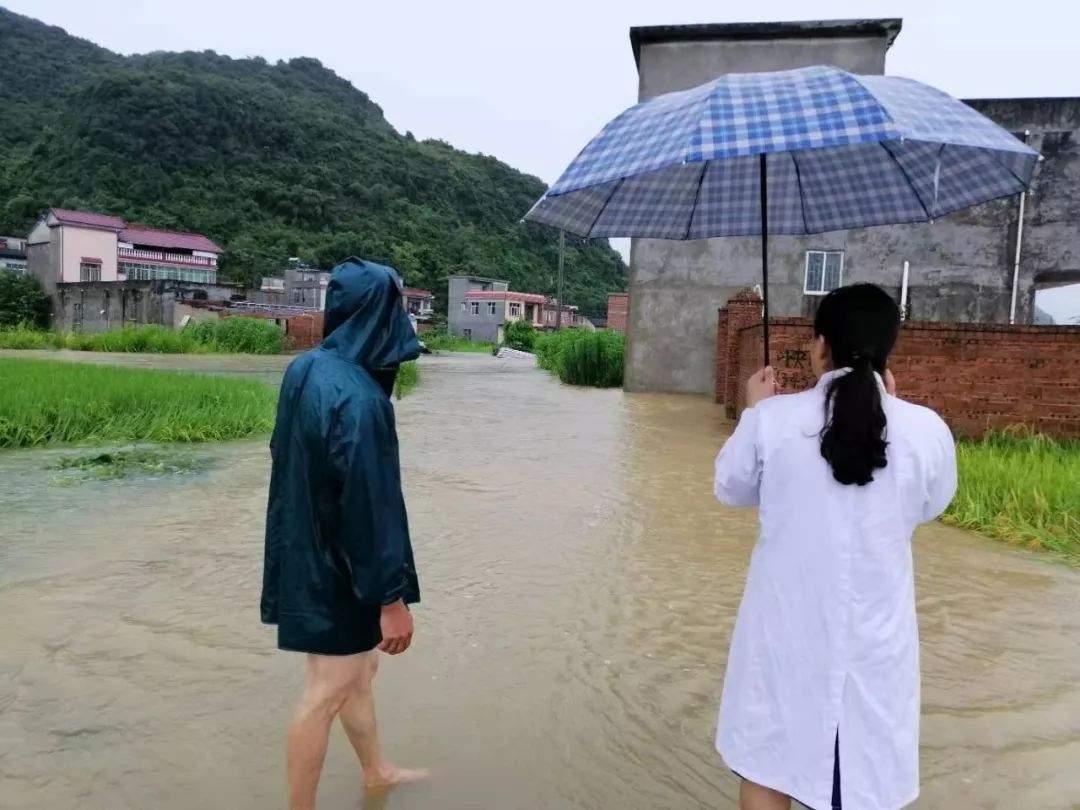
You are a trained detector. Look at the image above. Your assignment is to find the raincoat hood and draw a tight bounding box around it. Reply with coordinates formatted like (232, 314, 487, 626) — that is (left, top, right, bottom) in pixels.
(321, 258, 421, 371)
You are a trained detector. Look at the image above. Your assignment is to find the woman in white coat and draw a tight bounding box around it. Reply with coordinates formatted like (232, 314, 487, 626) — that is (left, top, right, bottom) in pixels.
(714, 284, 957, 810)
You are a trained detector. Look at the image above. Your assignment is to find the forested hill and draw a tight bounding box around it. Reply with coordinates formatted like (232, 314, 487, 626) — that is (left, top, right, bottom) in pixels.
(0, 8, 626, 317)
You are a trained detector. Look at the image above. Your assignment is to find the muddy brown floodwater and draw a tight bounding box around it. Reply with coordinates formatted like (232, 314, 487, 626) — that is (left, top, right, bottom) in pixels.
(1, 350, 1079, 809)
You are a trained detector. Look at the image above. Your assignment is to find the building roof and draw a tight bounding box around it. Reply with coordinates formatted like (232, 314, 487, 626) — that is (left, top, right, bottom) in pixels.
(121, 224, 223, 254)
(403, 287, 434, 298)
(629, 18, 903, 67)
(446, 273, 508, 284)
(465, 290, 548, 304)
(48, 208, 124, 231)
(44, 208, 223, 252)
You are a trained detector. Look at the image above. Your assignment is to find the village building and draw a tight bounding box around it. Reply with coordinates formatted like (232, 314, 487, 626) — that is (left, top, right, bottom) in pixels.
(25, 208, 235, 332)
(447, 273, 584, 342)
(623, 19, 1080, 394)
(0, 236, 28, 274)
(255, 259, 435, 330)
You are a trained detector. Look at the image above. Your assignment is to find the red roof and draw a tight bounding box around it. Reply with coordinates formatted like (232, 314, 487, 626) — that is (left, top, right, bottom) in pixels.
(121, 224, 223, 254)
(46, 208, 222, 252)
(465, 290, 548, 304)
(49, 208, 124, 231)
(403, 287, 434, 298)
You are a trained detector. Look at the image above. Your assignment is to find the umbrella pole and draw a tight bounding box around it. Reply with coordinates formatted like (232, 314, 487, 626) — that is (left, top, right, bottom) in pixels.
(759, 153, 770, 369)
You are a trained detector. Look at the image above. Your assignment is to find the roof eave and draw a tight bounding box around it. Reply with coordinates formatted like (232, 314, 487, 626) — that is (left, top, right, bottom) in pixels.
(629, 18, 903, 68)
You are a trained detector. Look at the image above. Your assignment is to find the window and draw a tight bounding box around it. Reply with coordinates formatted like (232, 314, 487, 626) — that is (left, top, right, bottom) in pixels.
(470, 301, 480, 316)
(463, 329, 472, 339)
(804, 251, 843, 295)
(460, 301, 467, 313)
(508, 302, 522, 317)
(487, 301, 497, 316)
(79, 261, 101, 282)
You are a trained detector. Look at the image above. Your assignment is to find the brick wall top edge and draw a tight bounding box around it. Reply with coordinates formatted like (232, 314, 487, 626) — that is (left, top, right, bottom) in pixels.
(734, 320, 1080, 337)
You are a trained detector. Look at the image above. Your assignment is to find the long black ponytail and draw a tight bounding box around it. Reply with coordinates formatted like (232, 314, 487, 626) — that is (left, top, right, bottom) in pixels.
(814, 284, 900, 486)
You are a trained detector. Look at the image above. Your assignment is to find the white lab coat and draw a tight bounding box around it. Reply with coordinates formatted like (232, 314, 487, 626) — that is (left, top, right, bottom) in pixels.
(714, 369, 957, 810)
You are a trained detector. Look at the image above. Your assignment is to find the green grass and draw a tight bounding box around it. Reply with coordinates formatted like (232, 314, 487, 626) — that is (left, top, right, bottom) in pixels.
(943, 430, 1079, 564)
(534, 328, 624, 388)
(394, 360, 419, 400)
(0, 358, 277, 449)
(421, 329, 494, 353)
(0, 318, 289, 354)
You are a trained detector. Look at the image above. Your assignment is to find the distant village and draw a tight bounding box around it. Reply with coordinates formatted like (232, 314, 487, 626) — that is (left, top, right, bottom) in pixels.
(3, 206, 624, 350)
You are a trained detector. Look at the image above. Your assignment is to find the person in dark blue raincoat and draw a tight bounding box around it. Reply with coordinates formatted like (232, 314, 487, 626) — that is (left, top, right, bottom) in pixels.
(262, 258, 426, 806)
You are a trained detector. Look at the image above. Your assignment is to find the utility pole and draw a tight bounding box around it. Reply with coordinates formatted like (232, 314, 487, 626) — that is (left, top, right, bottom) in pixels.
(555, 229, 565, 330)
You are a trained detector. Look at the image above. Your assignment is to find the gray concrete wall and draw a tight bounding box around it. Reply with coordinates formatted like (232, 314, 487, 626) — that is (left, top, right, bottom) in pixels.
(447, 275, 509, 342)
(627, 27, 895, 394)
(53, 281, 237, 332)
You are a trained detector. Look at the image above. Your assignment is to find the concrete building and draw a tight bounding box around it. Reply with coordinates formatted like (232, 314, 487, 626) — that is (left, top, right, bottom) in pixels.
(447, 274, 509, 342)
(27, 208, 221, 292)
(25, 208, 230, 332)
(0, 236, 28, 274)
(623, 19, 1080, 394)
(447, 274, 584, 342)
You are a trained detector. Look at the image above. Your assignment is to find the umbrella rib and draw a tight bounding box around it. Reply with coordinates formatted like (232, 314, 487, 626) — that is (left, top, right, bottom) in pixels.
(683, 161, 709, 240)
(880, 141, 933, 222)
(790, 150, 811, 235)
(585, 178, 626, 238)
(984, 147, 1034, 191)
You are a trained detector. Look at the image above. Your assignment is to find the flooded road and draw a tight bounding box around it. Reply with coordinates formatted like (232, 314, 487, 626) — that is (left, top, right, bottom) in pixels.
(1, 351, 1078, 809)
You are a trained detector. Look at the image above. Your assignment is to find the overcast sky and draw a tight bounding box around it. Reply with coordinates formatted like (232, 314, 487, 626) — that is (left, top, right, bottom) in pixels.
(9, 0, 1079, 320)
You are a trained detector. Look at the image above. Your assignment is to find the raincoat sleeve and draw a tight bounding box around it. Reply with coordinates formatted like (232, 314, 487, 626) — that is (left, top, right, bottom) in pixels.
(714, 405, 762, 507)
(330, 395, 417, 606)
(921, 417, 958, 523)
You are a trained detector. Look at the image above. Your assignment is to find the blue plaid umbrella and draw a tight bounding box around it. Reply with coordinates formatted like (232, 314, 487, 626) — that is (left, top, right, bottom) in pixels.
(525, 65, 1039, 363)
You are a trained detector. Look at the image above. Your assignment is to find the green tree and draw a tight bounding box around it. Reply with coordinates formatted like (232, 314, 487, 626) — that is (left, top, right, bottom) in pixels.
(0, 271, 51, 328)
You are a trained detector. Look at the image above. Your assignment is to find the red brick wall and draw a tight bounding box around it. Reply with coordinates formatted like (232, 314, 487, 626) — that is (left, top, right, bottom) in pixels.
(285, 312, 324, 350)
(717, 294, 1080, 438)
(717, 289, 766, 415)
(607, 293, 630, 332)
(222, 310, 324, 350)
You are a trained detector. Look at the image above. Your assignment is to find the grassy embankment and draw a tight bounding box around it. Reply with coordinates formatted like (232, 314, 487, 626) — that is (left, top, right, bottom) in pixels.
(394, 361, 419, 399)
(0, 318, 289, 354)
(534, 328, 625, 388)
(421, 330, 494, 354)
(944, 431, 1079, 565)
(0, 358, 277, 449)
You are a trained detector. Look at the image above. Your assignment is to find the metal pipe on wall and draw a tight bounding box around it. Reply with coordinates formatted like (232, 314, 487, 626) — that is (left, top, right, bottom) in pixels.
(1009, 130, 1031, 325)
(899, 260, 910, 320)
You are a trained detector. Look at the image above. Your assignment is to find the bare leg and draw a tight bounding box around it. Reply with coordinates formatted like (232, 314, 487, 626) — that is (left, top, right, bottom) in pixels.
(338, 650, 428, 790)
(740, 779, 792, 810)
(286, 653, 370, 810)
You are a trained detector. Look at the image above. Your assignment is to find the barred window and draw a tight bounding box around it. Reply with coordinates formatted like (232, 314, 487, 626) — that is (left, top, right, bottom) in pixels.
(804, 251, 843, 295)
(79, 261, 101, 282)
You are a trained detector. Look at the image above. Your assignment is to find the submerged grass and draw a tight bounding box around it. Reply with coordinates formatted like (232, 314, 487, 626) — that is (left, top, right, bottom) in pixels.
(535, 328, 624, 387)
(0, 358, 276, 449)
(944, 430, 1079, 564)
(51, 448, 210, 482)
(0, 318, 289, 355)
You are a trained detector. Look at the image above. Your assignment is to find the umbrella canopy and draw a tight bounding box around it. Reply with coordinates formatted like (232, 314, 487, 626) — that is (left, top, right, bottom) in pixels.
(525, 65, 1038, 239)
